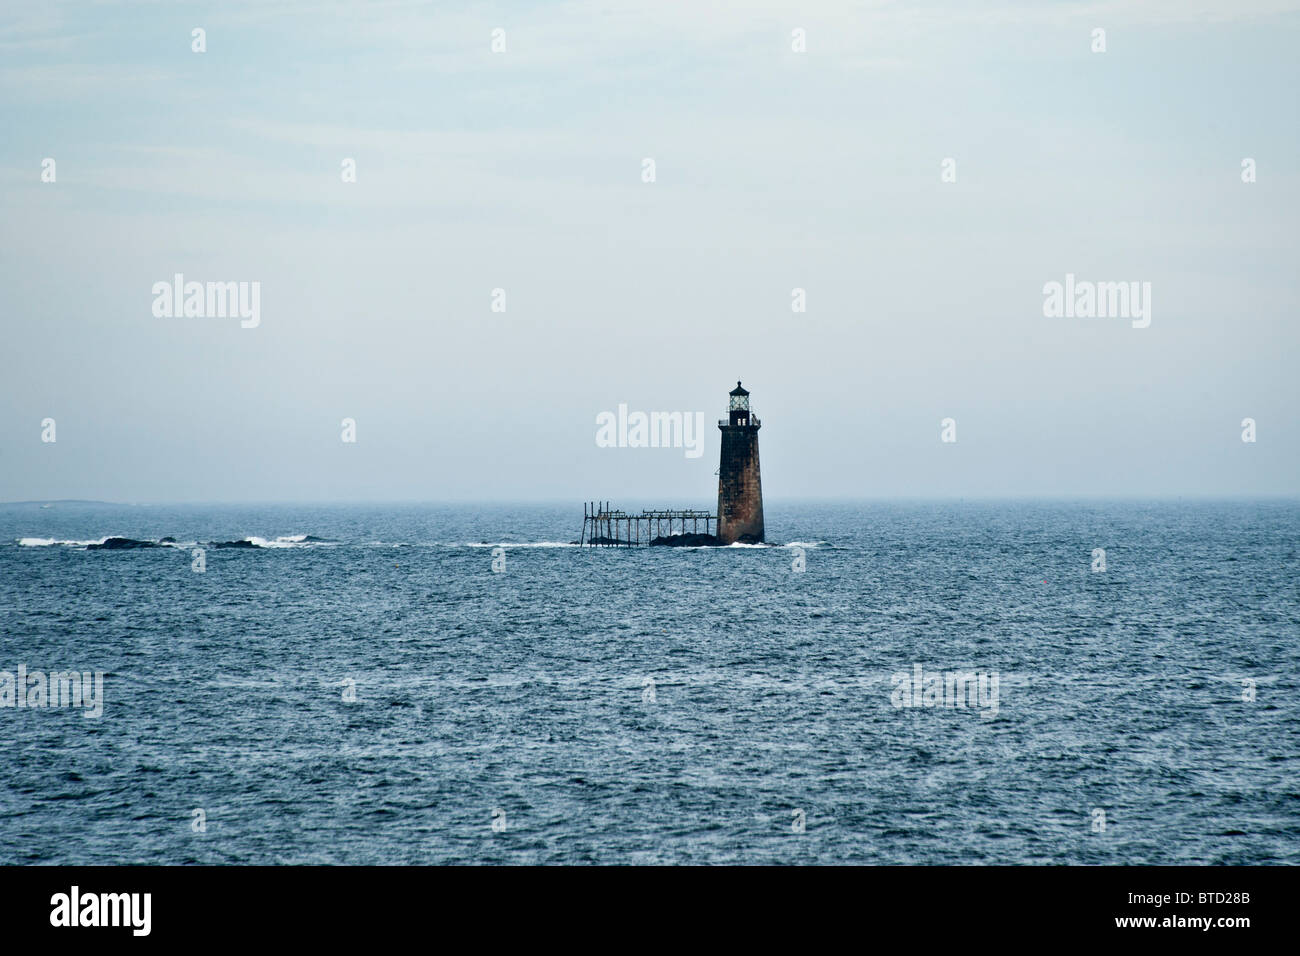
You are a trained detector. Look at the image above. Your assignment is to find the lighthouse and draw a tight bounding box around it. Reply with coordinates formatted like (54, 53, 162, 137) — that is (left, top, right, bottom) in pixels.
(717, 381, 765, 544)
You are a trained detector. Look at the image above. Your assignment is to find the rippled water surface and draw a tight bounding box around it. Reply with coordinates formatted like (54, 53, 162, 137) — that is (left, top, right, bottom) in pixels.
(1, 500, 1297, 864)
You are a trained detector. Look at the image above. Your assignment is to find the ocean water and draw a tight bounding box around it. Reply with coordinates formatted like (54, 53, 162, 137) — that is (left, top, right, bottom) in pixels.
(1, 500, 1297, 865)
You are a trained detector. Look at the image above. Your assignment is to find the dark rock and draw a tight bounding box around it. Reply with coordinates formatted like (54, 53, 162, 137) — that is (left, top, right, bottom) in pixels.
(87, 537, 158, 550)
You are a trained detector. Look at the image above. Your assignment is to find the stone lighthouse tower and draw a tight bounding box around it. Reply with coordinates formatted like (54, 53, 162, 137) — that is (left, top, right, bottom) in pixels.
(717, 381, 765, 544)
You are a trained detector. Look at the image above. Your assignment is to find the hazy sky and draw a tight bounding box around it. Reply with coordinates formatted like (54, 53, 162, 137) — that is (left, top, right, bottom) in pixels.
(2, 0, 1297, 502)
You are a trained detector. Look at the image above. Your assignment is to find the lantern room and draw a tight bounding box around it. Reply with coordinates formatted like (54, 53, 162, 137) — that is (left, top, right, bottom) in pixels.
(728, 381, 751, 426)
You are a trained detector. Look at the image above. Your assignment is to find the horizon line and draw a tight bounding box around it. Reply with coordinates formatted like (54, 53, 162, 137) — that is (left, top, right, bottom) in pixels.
(3, 494, 1299, 507)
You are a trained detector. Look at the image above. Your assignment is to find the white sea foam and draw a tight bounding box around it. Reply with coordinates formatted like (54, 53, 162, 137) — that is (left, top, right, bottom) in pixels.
(241, 534, 327, 548)
(17, 536, 111, 547)
(18, 533, 328, 549)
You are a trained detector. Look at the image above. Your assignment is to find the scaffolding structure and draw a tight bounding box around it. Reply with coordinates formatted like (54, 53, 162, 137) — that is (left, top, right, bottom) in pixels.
(579, 501, 716, 547)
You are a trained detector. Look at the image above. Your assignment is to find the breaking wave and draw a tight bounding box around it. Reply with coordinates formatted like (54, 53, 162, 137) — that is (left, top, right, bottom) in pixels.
(18, 534, 807, 552)
(17, 534, 334, 550)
